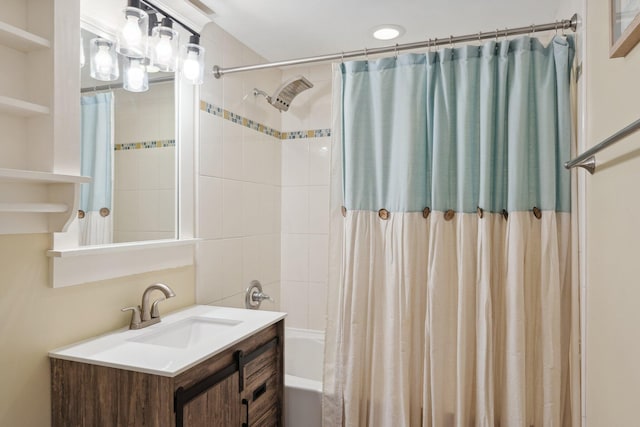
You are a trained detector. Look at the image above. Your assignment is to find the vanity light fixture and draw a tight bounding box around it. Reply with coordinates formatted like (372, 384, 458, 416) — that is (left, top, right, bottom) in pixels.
(150, 17, 179, 72)
(89, 38, 119, 81)
(181, 35, 205, 85)
(87, 0, 206, 91)
(123, 57, 149, 92)
(116, 0, 149, 58)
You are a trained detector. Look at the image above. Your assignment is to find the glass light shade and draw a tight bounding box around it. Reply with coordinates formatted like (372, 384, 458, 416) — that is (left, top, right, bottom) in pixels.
(116, 6, 148, 58)
(180, 43, 205, 85)
(80, 35, 85, 68)
(151, 25, 179, 72)
(89, 38, 119, 81)
(123, 57, 149, 92)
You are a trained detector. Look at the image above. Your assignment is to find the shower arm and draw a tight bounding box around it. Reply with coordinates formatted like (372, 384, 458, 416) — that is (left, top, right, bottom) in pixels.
(212, 14, 578, 78)
(252, 88, 272, 102)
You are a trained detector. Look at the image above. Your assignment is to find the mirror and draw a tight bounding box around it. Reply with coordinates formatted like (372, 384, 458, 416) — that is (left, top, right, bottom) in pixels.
(79, 1, 179, 246)
(48, 0, 199, 288)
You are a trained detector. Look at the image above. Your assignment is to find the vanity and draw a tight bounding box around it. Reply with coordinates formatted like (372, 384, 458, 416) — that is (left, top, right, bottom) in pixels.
(49, 305, 286, 426)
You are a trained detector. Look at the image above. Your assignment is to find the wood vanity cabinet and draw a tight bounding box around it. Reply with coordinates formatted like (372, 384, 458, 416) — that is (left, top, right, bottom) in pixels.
(51, 321, 284, 427)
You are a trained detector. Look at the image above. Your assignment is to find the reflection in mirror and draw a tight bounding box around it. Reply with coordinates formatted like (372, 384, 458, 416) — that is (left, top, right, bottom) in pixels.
(79, 28, 176, 245)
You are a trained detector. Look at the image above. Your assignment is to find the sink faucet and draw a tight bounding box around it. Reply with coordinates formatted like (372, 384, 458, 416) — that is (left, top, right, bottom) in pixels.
(122, 283, 176, 330)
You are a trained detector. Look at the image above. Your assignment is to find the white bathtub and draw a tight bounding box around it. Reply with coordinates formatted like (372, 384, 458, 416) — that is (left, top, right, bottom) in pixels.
(285, 328, 324, 427)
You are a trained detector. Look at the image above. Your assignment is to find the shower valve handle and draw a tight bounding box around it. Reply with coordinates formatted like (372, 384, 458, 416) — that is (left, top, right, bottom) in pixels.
(245, 280, 274, 309)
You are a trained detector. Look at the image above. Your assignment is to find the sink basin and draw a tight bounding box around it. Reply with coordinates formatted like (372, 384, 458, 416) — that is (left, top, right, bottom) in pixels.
(128, 316, 242, 349)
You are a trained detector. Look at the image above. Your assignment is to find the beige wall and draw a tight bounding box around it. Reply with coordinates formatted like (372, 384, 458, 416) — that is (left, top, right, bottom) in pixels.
(584, 0, 640, 425)
(0, 233, 194, 426)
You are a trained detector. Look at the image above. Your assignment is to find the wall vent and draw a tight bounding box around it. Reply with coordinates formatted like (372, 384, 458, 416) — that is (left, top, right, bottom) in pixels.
(185, 0, 215, 16)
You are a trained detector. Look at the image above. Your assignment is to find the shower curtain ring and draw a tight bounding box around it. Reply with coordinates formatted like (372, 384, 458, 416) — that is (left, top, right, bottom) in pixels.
(394, 43, 399, 59)
(364, 47, 368, 60)
(495, 29, 499, 41)
(341, 51, 344, 64)
(555, 20, 559, 34)
(449, 35, 453, 48)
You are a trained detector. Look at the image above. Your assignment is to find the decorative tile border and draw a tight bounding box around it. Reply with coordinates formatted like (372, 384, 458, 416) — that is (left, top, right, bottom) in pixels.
(200, 100, 331, 140)
(115, 139, 175, 151)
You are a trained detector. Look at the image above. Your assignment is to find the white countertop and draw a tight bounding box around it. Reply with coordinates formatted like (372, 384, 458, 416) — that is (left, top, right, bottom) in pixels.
(49, 305, 286, 377)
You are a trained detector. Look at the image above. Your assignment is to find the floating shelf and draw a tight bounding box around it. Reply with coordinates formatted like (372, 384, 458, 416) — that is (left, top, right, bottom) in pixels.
(0, 202, 68, 213)
(0, 20, 50, 52)
(0, 95, 50, 117)
(0, 168, 91, 184)
(0, 169, 90, 235)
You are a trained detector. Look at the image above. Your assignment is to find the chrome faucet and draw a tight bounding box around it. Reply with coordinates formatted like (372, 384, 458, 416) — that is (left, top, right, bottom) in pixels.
(122, 283, 176, 330)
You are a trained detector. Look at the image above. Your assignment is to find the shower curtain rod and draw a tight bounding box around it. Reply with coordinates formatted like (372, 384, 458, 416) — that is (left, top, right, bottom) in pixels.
(212, 14, 578, 78)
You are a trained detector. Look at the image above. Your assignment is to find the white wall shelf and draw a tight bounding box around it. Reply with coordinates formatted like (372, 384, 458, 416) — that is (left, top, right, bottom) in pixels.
(0, 168, 90, 184)
(0, 202, 68, 213)
(0, 168, 91, 235)
(0, 95, 50, 117)
(0, 20, 50, 52)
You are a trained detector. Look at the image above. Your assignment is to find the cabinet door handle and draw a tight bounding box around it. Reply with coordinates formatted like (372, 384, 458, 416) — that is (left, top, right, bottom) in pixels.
(242, 398, 249, 427)
(253, 382, 267, 401)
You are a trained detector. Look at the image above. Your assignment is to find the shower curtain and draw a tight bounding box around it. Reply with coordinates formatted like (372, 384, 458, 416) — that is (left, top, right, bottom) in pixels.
(79, 92, 114, 245)
(323, 36, 579, 426)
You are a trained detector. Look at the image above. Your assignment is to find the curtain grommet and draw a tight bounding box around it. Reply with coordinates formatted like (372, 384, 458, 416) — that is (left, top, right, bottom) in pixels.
(444, 209, 455, 221)
(378, 208, 389, 220)
(422, 207, 431, 219)
(533, 206, 542, 219)
(477, 206, 484, 218)
(341, 206, 347, 217)
(502, 209, 509, 220)
(78, 210, 85, 219)
(100, 207, 110, 217)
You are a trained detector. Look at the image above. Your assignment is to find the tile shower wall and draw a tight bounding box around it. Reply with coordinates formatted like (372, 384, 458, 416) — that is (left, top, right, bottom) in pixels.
(112, 84, 176, 243)
(195, 23, 333, 328)
(196, 23, 283, 311)
(280, 65, 332, 330)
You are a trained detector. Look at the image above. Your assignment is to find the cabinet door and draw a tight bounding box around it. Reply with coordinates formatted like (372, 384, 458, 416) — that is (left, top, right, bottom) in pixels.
(241, 342, 282, 426)
(181, 372, 241, 427)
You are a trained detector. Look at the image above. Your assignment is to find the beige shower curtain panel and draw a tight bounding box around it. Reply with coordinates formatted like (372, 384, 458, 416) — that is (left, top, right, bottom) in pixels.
(323, 65, 580, 427)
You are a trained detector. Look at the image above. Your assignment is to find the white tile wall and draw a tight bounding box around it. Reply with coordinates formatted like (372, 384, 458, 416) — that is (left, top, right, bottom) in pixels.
(196, 23, 283, 311)
(278, 64, 333, 330)
(113, 147, 176, 243)
(196, 27, 332, 330)
(111, 83, 176, 244)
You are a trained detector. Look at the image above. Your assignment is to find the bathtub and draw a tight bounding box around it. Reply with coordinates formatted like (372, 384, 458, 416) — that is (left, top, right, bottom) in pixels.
(285, 328, 324, 427)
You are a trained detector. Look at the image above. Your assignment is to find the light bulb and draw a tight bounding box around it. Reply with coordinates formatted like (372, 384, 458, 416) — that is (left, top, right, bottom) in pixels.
(183, 51, 200, 81)
(155, 35, 173, 65)
(122, 15, 142, 45)
(95, 46, 113, 77)
(126, 63, 145, 90)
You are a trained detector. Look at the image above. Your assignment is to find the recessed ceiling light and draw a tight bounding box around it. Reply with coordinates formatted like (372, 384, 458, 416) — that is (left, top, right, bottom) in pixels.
(372, 25, 405, 41)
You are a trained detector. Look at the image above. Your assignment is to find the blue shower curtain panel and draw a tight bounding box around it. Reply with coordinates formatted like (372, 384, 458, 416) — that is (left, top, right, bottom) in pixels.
(341, 35, 574, 215)
(80, 92, 113, 213)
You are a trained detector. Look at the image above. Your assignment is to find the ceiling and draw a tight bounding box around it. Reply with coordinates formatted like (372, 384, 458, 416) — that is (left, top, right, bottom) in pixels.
(187, 0, 566, 61)
(86, 0, 569, 65)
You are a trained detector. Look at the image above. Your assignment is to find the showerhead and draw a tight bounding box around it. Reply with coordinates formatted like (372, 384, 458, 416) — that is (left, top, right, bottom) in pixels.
(253, 75, 314, 112)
